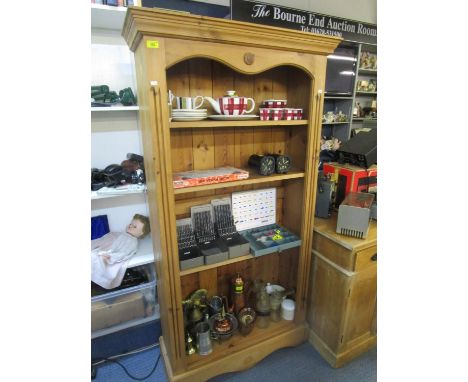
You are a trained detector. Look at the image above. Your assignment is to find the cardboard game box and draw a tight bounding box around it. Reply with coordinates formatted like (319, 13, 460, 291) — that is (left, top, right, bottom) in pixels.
(173, 167, 249, 189)
(323, 162, 377, 206)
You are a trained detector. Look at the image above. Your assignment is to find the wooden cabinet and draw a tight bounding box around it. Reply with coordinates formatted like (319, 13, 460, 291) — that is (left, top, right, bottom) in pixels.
(122, 7, 340, 381)
(307, 214, 377, 367)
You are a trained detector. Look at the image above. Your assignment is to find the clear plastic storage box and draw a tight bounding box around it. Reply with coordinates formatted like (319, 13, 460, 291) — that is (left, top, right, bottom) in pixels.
(91, 264, 158, 338)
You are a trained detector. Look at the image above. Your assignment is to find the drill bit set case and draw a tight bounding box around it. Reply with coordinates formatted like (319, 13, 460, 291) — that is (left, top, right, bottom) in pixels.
(176, 218, 204, 271)
(211, 198, 250, 259)
(191, 204, 229, 265)
(232, 188, 301, 257)
(176, 198, 251, 270)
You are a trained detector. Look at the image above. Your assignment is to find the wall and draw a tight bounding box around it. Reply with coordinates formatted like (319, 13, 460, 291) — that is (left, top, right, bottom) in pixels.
(193, 0, 376, 24)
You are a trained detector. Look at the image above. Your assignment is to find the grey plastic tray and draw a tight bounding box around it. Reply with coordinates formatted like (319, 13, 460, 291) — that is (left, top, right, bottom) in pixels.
(239, 223, 301, 257)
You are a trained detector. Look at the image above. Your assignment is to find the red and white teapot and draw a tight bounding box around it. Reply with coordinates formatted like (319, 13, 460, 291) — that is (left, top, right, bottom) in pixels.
(205, 90, 255, 116)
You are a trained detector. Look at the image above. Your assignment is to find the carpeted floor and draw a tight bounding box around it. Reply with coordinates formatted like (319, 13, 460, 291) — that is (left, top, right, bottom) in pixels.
(93, 342, 376, 382)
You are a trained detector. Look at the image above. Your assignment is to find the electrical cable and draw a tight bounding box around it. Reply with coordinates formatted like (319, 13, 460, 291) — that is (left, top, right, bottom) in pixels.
(91, 342, 159, 367)
(103, 352, 161, 381)
(91, 342, 161, 380)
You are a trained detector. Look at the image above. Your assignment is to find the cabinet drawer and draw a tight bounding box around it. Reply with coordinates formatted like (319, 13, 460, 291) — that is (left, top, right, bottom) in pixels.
(354, 246, 377, 272)
(312, 233, 354, 271)
(91, 264, 158, 338)
(313, 232, 377, 273)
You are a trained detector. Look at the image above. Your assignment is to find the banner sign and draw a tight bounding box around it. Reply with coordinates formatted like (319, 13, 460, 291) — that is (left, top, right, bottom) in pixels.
(230, 0, 377, 45)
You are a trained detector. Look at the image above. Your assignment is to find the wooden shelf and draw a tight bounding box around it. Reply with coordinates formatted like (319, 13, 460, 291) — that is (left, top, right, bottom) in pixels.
(352, 117, 377, 121)
(170, 120, 308, 129)
(355, 91, 377, 96)
(179, 254, 253, 276)
(173, 169, 305, 195)
(186, 319, 299, 367)
(324, 96, 353, 100)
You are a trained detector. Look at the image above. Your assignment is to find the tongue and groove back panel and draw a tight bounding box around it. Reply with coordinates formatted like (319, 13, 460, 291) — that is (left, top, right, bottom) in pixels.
(168, 59, 303, 302)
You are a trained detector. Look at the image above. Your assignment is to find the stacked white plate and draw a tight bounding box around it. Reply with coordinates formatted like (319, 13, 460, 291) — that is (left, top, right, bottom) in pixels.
(171, 108, 207, 121)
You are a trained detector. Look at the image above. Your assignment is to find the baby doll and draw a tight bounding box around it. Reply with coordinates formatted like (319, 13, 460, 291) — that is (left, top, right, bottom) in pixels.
(91, 214, 150, 289)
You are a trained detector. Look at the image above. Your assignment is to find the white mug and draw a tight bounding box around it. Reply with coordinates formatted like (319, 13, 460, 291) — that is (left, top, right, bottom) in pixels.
(168, 90, 175, 104)
(174, 96, 204, 110)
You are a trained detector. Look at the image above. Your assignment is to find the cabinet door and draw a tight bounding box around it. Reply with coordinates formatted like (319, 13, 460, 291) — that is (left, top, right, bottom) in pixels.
(308, 254, 352, 353)
(371, 299, 377, 335)
(341, 263, 377, 350)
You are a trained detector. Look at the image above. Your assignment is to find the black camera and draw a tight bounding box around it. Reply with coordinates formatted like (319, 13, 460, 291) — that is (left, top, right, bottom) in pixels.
(91, 153, 146, 190)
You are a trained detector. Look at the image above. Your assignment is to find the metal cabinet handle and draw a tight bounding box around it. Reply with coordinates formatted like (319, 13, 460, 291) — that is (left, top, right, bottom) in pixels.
(371, 253, 377, 261)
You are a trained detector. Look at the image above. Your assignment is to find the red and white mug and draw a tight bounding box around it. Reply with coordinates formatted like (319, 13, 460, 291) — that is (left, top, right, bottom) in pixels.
(283, 108, 295, 120)
(270, 108, 284, 121)
(294, 108, 303, 120)
(263, 99, 287, 108)
(259, 108, 271, 120)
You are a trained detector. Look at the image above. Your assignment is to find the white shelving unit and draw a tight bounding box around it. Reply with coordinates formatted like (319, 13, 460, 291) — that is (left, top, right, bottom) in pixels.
(91, 185, 146, 200)
(91, 105, 139, 112)
(91, 4, 128, 31)
(91, 4, 159, 339)
(128, 235, 156, 268)
(91, 3, 154, 257)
